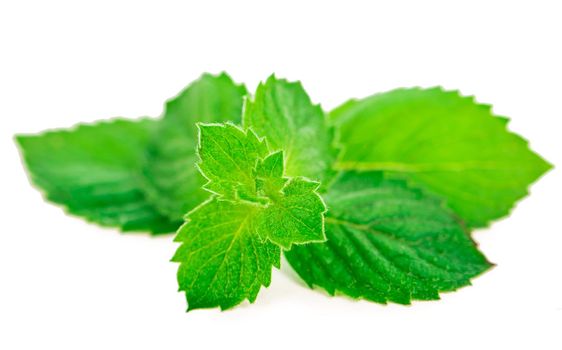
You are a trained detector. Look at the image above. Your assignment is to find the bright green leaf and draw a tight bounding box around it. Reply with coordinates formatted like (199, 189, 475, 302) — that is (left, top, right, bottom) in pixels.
(243, 75, 338, 185)
(197, 122, 269, 202)
(257, 173, 326, 249)
(16, 118, 179, 234)
(330, 87, 552, 227)
(142, 72, 248, 221)
(285, 171, 491, 304)
(172, 198, 281, 311)
(173, 123, 326, 310)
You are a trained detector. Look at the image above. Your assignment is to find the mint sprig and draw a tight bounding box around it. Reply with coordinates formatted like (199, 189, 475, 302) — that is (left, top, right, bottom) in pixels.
(173, 123, 326, 310)
(15, 73, 551, 311)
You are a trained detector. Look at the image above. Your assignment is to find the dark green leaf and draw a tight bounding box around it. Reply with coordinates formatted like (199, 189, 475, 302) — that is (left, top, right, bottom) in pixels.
(285, 171, 491, 304)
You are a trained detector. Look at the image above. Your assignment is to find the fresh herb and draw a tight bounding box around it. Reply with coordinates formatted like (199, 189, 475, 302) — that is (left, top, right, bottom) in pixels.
(173, 123, 325, 310)
(16, 73, 551, 311)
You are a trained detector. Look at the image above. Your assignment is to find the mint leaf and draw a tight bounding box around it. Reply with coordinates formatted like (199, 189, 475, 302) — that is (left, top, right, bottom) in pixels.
(172, 198, 281, 311)
(243, 75, 338, 184)
(173, 123, 326, 310)
(197, 122, 269, 201)
(142, 73, 247, 221)
(285, 171, 492, 304)
(330, 88, 552, 227)
(16, 119, 179, 234)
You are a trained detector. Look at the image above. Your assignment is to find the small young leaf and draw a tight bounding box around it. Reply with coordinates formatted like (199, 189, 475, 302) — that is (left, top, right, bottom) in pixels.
(330, 88, 552, 227)
(142, 72, 248, 221)
(173, 123, 326, 310)
(243, 75, 338, 184)
(285, 171, 491, 304)
(197, 122, 269, 201)
(16, 118, 179, 234)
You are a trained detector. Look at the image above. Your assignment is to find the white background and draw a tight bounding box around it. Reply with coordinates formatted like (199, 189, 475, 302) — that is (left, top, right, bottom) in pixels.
(1, 1, 561, 349)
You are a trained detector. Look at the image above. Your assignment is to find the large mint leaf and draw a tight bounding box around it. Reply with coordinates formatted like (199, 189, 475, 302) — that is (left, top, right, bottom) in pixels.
(330, 88, 552, 227)
(243, 75, 338, 185)
(16, 119, 179, 234)
(142, 73, 247, 221)
(173, 123, 326, 310)
(285, 171, 491, 304)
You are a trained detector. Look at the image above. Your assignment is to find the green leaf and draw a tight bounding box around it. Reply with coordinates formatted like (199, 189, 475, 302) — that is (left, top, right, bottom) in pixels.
(285, 171, 491, 304)
(197, 122, 269, 201)
(172, 198, 281, 311)
(330, 87, 552, 227)
(173, 123, 326, 310)
(142, 72, 248, 221)
(16, 118, 179, 234)
(243, 75, 338, 185)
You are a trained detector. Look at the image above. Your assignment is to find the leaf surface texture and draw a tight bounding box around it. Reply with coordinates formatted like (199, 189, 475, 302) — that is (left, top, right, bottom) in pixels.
(330, 88, 552, 227)
(285, 171, 491, 304)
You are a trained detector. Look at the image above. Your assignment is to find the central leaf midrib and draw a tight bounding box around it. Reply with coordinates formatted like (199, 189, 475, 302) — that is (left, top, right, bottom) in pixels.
(335, 160, 520, 173)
